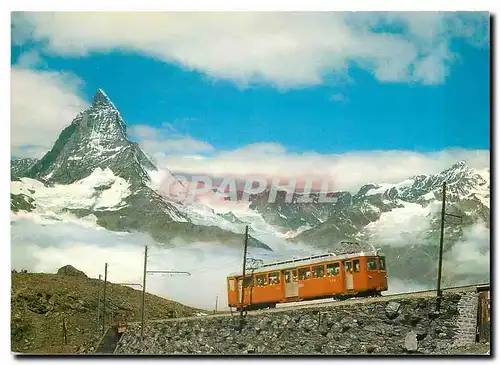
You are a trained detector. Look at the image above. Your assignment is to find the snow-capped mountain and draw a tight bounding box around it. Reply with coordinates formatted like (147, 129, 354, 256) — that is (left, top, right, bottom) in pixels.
(288, 161, 489, 244)
(26, 89, 157, 185)
(10, 89, 270, 250)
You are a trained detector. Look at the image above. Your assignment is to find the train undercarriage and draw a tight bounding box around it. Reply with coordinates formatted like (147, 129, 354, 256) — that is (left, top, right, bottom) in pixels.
(234, 290, 383, 312)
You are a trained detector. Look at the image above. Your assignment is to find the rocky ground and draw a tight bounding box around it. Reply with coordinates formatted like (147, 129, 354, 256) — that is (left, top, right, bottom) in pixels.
(115, 292, 491, 355)
(11, 266, 204, 354)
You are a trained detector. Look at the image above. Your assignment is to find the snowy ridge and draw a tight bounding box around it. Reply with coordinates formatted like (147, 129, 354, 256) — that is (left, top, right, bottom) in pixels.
(11, 168, 131, 217)
(360, 162, 489, 206)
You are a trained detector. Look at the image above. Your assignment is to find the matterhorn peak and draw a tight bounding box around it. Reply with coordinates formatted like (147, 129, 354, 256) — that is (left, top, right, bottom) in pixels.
(92, 88, 117, 109)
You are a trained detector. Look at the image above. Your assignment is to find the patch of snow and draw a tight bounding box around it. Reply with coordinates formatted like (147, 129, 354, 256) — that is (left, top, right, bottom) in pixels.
(362, 201, 437, 246)
(282, 223, 314, 239)
(422, 191, 435, 200)
(364, 178, 414, 196)
(11, 168, 131, 217)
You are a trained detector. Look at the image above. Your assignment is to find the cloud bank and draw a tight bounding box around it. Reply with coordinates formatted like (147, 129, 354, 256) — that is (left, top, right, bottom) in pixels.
(12, 12, 489, 88)
(146, 143, 489, 193)
(11, 67, 89, 158)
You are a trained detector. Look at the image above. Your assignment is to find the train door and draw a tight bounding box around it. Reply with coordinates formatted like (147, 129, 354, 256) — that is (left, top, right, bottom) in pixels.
(284, 269, 298, 298)
(238, 278, 243, 303)
(344, 261, 354, 291)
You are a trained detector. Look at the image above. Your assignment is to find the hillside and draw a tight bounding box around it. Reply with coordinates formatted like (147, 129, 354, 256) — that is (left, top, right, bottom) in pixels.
(11, 267, 204, 354)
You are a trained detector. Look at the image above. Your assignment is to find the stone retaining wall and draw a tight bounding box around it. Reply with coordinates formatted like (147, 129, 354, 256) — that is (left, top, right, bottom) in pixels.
(114, 292, 473, 355)
(453, 292, 479, 346)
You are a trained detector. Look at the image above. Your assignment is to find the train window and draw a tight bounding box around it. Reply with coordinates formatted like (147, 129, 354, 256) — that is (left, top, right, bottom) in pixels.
(285, 271, 291, 283)
(312, 265, 325, 278)
(229, 278, 235, 291)
(345, 261, 352, 273)
(269, 272, 280, 285)
(256, 274, 268, 287)
(298, 268, 310, 280)
(353, 260, 360, 273)
(243, 276, 253, 288)
(367, 258, 377, 271)
(379, 257, 386, 271)
(326, 263, 340, 276)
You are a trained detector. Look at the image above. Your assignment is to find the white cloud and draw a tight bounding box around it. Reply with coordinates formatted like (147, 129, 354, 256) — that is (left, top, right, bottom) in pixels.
(130, 123, 214, 157)
(128, 124, 159, 139)
(11, 66, 89, 158)
(152, 145, 490, 192)
(444, 222, 490, 280)
(11, 12, 489, 88)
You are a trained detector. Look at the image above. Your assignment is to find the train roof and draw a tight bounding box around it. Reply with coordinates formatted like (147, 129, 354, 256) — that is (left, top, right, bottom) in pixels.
(228, 251, 383, 277)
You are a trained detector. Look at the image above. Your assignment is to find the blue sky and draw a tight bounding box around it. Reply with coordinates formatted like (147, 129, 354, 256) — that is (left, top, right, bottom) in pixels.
(10, 12, 490, 188)
(11, 36, 490, 154)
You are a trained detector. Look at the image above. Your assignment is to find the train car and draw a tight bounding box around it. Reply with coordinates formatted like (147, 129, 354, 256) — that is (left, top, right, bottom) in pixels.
(227, 251, 388, 310)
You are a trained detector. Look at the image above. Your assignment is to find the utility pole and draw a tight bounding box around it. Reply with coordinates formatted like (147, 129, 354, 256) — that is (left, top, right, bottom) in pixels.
(436, 182, 446, 311)
(141, 245, 148, 342)
(436, 181, 462, 312)
(239, 225, 249, 332)
(102, 264, 108, 335)
(214, 296, 218, 314)
(96, 274, 102, 334)
(140, 245, 191, 342)
(247, 258, 263, 310)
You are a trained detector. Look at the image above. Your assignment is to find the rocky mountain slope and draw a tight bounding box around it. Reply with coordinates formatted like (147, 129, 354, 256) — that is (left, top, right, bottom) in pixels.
(11, 157, 38, 179)
(290, 161, 489, 246)
(11, 266, 203, 354)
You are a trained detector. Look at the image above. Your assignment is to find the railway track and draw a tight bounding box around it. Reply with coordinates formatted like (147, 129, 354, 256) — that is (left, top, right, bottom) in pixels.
(127, 282, 489, 326)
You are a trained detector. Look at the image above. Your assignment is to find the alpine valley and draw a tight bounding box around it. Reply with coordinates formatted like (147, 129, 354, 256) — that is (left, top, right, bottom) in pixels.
(11, 89, 490, 291)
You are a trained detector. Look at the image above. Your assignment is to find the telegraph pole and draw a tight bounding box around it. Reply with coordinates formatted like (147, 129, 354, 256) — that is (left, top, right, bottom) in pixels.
(140, 245, 190, 342)
(102, 264, 108, 334)
(435, 181, 462, 312)
(239, 225, 249, 332)
(436, 182, 446, 311)
(96, 274, 102, 334)
(141, 245, 148, 342)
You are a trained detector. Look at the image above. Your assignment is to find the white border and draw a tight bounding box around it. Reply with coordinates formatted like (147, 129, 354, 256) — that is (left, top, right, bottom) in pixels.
(3, 1, 497, 365)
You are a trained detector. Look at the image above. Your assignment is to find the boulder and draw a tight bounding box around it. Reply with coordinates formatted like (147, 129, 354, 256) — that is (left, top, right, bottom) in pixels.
(385, 301, 401, 319)
(405, 331, 418, 352)
(57, 265, 88, 279)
